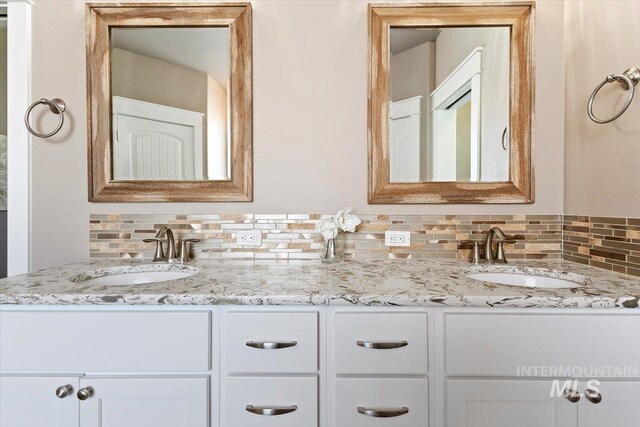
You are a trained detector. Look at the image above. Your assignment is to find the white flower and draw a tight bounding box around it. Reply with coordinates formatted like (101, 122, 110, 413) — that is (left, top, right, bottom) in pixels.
(316, 208, 362, 241)
(315, 218, 338, 240)
(334, 207, 361, 233)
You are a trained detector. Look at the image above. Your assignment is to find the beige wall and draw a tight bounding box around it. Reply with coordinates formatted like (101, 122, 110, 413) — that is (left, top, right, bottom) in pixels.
(111, 47, 209, 146)
(390, 42, 435, 102)
(564, 0, 640, 217)
(112, 47, 208, 115)
(29, 0, 565, 269)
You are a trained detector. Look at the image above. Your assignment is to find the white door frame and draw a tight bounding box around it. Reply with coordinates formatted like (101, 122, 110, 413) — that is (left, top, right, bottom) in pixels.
(7, 0, 32, 276)
(430, 47, 482, 182)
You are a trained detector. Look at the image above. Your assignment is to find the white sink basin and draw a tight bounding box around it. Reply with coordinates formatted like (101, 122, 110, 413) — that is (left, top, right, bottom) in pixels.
(467, 272, 583, 289)
(74, 265, 197, 286)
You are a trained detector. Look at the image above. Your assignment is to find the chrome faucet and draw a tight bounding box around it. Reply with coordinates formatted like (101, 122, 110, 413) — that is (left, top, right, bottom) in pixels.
(144, 226, 200, 263)
(460, 227, 516, 264)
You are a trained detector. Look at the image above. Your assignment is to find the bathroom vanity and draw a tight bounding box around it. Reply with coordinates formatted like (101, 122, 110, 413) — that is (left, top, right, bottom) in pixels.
(1, 259, 639, 427)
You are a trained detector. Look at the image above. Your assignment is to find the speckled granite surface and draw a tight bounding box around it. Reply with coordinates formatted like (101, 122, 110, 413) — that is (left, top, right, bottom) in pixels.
(0, 259, 638, 308)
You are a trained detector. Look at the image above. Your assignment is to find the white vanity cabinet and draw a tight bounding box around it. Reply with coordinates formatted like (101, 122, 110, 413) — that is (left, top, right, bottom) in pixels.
(0, 309, 213, 427)
(79, 376, 209, 427)
(0, 375, 81, 427)
(1, 305, 640, 427)
(576, 381, 640, 427)
(439, 310, 640, 427)
(446, 379, 578, 426)
(220, 307, 324, 427)
(328, 309, 432, 427)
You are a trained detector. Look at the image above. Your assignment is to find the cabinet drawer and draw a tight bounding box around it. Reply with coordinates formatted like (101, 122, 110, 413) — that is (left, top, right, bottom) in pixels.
(0, 311, 210, 372)
(335, 378, 428, 427)
(445, 313, 640, 376)
(334, 312, 428, 374)
(226, 312, 318, 373)
(225, 376, 318, 427)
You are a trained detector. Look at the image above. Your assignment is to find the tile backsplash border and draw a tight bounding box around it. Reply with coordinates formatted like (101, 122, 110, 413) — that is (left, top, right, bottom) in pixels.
(90, 214, 563, 265)
(563, 215, 640, 277)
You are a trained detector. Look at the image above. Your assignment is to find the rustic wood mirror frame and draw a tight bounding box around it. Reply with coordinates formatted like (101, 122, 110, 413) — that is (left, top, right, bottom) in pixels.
(86, 3, 252, 202)
(368, 2, 535, 204)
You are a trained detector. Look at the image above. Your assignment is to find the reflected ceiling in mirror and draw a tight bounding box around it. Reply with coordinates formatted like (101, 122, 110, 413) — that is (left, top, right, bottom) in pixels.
(110, 27, 230, 181)
(389, 27, 510, 183)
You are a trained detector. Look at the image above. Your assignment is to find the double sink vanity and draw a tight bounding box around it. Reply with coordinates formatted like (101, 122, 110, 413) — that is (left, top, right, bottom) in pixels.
(1, 253, 639, 427)
(4, 0, 640, 426)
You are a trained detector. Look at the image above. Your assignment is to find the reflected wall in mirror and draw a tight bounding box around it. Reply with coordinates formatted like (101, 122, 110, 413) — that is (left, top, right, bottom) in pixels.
(86, 3, 252, 202)
(111, 28, 230, 181)
(369, 2, 534, 204)
(389, 27, 510, 183)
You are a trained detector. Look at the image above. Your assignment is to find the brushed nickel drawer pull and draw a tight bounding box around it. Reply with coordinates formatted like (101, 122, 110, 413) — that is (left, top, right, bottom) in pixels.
(246, 405, 297, 416)
(357, 406, 409, 418)
(356, 340, 408, 349)
(245, 341, 297, 350)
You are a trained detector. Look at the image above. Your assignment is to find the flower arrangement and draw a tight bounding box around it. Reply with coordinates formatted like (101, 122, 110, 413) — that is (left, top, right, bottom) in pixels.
(315, 208, 361, 262)
(316, 207, 362, 239)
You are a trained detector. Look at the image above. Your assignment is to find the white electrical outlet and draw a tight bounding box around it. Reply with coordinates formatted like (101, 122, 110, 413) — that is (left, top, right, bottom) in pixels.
(236, 229, 262, 246)
(385, 231, 411, 247)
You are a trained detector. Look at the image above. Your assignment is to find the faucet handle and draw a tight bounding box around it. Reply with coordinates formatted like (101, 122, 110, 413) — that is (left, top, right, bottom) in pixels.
(143, 238, 165, 262)
(178, 239, 201, 263)
(495, 239, 517, 263)
(460, 240, 483, 264)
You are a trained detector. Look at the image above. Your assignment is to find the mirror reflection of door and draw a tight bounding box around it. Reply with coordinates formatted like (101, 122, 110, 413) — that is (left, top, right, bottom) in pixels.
(389, 27, 510, 183)
(110, 27, 230, 181)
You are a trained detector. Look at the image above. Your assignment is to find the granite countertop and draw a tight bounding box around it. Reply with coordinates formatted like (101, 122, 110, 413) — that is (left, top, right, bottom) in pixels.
(0, 259, 638, 308)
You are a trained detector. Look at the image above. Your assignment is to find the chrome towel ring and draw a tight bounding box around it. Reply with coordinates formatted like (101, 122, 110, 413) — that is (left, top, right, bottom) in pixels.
(24, 98, 67, 138)
(588, 67, 640, 124)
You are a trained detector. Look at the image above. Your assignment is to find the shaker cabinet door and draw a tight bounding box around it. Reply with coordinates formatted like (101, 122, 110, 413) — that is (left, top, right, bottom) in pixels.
(78, 376, 208, 427)
(0, 375, 81, 427)
(577, 381, 640, 427)
(446, 379, 578, 427)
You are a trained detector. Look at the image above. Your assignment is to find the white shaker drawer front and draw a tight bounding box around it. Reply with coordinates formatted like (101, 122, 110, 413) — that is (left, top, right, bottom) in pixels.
(335, 378, 428, 427)
(225, 376, 318, 427)
(445, 313, 640, 376)
(0, 311, 210, 372)
(334, 312, 428, 374)
(226, 312, 318, 373)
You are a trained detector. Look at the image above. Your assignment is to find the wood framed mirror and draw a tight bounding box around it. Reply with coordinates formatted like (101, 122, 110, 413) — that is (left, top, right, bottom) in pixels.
(368, 2, 534, 204)
(86, 3, 252, 202)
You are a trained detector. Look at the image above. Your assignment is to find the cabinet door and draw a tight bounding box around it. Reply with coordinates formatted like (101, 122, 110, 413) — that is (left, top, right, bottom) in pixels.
(578, 381, 640, 427)
(447, 379, 577, 427)
(0, 375, 80, 427)
(79, 376, 208, 427)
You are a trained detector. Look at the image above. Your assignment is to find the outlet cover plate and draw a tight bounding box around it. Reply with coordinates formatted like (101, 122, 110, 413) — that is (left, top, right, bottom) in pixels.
(385, 231, 411, 247)
(236, 229, 262, 246)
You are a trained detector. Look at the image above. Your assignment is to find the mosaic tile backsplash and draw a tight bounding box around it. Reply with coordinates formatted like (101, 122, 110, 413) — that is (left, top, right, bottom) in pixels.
(90, 214, 563, 265)
(563, 215, 640, 277)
